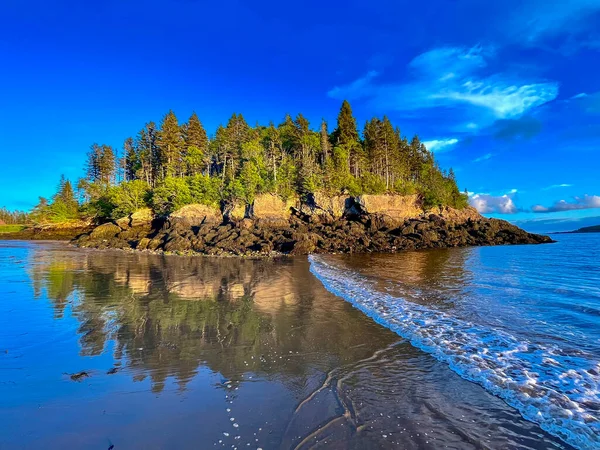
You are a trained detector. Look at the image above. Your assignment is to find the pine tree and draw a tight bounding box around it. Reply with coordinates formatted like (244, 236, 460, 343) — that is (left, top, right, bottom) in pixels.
(261, 122, 282, 190)
(86, 144, 115, 184)
(86, 144, 102, 182)
(98, 145, 116, 184)
(319, 119, 331, 164)
(183, 112, 209, 175)
(136, 122, 158, 186)
(332, 100, 363, 177)
(123, 137, 139, 182)
(157, 111, 184, 179)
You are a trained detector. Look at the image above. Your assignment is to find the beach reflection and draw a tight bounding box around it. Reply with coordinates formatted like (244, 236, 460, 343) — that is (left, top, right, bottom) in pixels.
(0, 242, 571, 449)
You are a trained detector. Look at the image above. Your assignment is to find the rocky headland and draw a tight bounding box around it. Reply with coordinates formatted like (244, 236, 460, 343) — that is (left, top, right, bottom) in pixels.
(73, 193, 554, 256)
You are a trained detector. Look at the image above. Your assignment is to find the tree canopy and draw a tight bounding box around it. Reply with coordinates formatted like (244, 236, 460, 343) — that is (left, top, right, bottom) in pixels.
(32, 101, 468, 221)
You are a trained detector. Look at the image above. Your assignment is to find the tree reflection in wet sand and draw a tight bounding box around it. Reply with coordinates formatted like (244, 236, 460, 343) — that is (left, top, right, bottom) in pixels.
(0, 242, 570, 449)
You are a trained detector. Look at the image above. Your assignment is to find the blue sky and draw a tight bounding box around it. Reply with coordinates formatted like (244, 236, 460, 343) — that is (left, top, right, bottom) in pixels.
(1, 0, 599, 232)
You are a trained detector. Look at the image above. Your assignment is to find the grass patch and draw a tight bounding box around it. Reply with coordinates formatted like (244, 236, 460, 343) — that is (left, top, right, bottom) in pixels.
(0, 224, 26, 233)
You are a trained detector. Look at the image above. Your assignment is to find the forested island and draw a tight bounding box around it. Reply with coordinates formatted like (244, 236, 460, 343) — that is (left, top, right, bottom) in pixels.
(556, 225, 600, 234)
(1, 101, 552, 254)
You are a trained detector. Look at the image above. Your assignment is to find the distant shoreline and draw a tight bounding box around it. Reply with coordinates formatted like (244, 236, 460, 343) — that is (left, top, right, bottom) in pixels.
(551, 224, 600, 234)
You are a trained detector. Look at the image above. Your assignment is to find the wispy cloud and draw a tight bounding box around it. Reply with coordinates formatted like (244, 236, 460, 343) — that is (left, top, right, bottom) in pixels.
(473, 153, 493, 163)
(532, 194, 600, 213)
(327, 70, 378, 101)
(422, 138, 458, 153)
(469, 190, 519, 214)
(542, 183, 573, 191)
(570, 91, 600, 115)
(327, 45, 559, 128)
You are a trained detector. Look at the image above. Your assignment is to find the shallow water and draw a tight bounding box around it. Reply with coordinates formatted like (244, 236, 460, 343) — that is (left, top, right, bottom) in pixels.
(310, 234, 600, 449)
(0, 240, 586, 449)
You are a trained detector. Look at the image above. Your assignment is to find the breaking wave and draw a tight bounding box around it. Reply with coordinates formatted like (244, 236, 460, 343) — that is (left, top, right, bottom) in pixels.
(309, 255, 600, 449)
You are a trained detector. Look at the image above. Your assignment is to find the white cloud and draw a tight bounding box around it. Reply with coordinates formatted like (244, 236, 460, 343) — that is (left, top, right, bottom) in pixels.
(532, 195, 600, 213)
(438, 81, 558, 118)
(469, 191, 519, 214)
(422, 138, 458, 153)
(327, 45, 559, 125)
(572, 93, 588, 99)
(542, 183, 573, 190)
(473, 153, 493, 162)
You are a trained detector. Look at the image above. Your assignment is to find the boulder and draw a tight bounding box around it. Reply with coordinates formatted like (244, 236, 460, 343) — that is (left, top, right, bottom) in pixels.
(300, 192, 350, 221)
(89, 222, 121, 239)
(170, 204, 222, 226)
(115, 216, 131, 230)
(130, 208, 154, 227)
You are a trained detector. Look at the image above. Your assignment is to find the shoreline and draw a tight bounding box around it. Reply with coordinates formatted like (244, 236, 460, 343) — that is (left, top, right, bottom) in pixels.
(2, 207, 553, 257)
(0, 198, 555, 257)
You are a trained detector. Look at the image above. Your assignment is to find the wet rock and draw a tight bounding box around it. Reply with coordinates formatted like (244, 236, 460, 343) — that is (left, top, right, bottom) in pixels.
(164, 236, 191, 252)
(69, 371, 90, 382)
(136, 238, 151, 250)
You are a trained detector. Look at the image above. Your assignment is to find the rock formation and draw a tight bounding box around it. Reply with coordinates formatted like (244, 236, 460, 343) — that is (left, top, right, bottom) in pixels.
(74, 193, 554, 256)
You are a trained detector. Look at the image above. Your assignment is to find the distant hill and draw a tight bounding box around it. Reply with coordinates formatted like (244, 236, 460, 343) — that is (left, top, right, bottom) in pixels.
(557, 225, 600, 234)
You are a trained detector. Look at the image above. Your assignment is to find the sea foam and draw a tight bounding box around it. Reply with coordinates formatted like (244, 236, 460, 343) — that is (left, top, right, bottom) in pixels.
(309, 255, 600, 449)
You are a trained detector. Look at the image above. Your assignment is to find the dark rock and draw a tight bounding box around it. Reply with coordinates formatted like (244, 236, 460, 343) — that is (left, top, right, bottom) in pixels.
(164, 236, 191, 252)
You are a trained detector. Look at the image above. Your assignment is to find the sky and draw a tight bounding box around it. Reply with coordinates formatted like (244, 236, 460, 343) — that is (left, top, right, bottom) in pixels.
(1, 0, 599, 232)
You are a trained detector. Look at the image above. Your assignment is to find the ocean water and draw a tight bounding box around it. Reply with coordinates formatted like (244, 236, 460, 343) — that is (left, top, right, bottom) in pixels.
(310, 233, 600, 449)
(0, 237, 596, 449)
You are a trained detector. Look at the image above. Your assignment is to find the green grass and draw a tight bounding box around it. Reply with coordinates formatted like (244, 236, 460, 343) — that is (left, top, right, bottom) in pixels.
(0, 224, 26, 233)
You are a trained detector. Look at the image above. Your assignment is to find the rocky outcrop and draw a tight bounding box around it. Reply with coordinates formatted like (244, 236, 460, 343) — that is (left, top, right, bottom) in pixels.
(170, 204, 222, 226)
(74, 198, 554, 256)
(428, 205, 481, 223)
(299, 193, 350, 222)
(250, 194, 299, 227)
(355, 194, 421, 217)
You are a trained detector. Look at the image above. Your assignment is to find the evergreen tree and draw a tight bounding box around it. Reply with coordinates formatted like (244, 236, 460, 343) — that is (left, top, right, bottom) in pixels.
(86, 144, 116, 184)
(319, 119, 331, 164)
(67, 100, 468, 220)
(332, 100, 363, 177)
(182, 112, 209, 175)
(157, 111, 184, 178)
(136, 122, 158, 186)
(123, 137, 139, 182)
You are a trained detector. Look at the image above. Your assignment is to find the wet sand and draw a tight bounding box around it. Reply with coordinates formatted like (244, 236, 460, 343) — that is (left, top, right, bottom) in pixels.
(0, 241, 570, 449)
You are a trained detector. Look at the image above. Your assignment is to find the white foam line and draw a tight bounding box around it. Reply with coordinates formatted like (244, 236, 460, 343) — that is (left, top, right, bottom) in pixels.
(309, 255, 600, 450)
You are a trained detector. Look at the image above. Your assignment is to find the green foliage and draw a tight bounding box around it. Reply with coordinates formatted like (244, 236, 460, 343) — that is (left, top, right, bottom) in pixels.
(152, 177, 192, 215)
(185, 146, 205, 176)
(359, 173, 387, 195)
(50, 100, 469, 221)
(107, 180, 151, 218)
(0, 208, 29, 225)
(0, 224, 26, 233)
(186, 174, 220, 207)
(30, 176, 82, 223)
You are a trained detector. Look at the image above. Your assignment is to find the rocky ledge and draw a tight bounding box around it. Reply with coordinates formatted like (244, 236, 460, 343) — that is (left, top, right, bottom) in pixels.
(74, 194, 553, 256)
